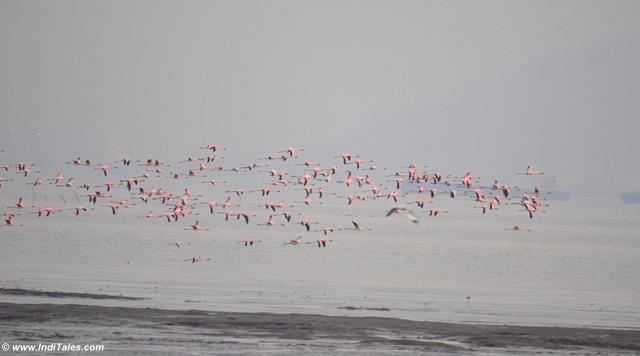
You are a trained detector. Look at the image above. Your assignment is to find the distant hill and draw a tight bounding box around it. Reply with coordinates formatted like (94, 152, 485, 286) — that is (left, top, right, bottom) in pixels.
(349, 38, 640, 196)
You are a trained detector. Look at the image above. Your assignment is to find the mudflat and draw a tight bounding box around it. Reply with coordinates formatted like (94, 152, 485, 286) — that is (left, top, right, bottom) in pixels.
(1, 300, 639, 355)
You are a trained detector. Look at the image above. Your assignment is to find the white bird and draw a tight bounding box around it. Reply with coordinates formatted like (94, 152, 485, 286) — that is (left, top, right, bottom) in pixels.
(386, 207, 419, 224)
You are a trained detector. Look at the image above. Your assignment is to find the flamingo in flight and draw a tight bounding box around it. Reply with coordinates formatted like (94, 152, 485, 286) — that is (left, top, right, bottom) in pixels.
(186, 220, 210, 231)
(506, 225, 531, 232)
(96, 165, 111, 176)
(275, 211, 300, 223)
(74, 207, 91, 216)
(236, 212, 254, 224)
(259, 215, 284, 227)
(518, 165, 544, 176)
(3, 216, 23, 227)
(226, 189, 245, 196)
(201, 144, 226, 152)
(314, 227, 335, 235)
(11, 197, 31, 209)
(37, 207, 57, 217)
(351, 221, 363, 232)
(310, 239, 332, 248)
(285, 236, 304, 245)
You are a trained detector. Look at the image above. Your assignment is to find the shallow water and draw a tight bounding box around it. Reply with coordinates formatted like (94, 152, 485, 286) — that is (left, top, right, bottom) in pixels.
(1, 190, 639, 330)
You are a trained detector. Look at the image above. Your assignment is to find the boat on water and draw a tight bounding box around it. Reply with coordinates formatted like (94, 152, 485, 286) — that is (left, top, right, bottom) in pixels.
(622, 192, 640, 204)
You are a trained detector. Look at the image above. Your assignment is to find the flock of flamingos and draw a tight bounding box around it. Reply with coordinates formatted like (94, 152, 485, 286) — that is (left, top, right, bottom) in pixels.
(1, 145, 546, 263)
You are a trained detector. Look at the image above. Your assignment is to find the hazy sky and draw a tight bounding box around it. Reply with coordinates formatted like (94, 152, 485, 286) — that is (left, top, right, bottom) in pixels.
(1, 0, 639, 197)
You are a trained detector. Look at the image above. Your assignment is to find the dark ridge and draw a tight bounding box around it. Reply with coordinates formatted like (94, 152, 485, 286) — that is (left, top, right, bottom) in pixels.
(338, 306, 391, 311)
(0, 288, 146, 301)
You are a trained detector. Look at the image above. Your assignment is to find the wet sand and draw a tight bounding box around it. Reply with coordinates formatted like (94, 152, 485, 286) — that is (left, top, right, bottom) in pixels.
(1, 296, 639, 355)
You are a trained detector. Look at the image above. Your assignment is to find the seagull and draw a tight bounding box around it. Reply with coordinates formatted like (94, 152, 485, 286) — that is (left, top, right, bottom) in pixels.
(386, 207, 419, 224)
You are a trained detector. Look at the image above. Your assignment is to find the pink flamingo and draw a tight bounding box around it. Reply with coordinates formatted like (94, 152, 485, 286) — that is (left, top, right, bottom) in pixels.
(226, 189, 245, 197)
(309, 239, 332, 248)
(222, 197, 233, 209)
(285, 236, 304, 245)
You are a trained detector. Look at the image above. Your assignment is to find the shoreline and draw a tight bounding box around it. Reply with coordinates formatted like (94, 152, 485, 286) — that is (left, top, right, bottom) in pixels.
(1, 299, 639, 354)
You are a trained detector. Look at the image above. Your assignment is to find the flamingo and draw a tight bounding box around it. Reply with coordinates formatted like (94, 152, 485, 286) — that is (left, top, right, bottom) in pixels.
(428, 208, 447, 216)
(299, 220, 318, 232)
(14, 197, 26, 209)
(37, 207, 56, 217)
(506, 225, 531, 232)
(309, 239, 332, 248)
(0, 176, 12, 187)
(275, 211, 300, 223)
(285, 236, 304, 245)
(186, 220, 209, 231)
(339, 195, 358, 205)
(222, 197, 233, 209)
(250, 187, 274, 196)
(201, 144, 226, 152)
(347, 221, 372, 232)
(203, 179, 227, 186)
(258, 215, 283, 227)
(347, 159, 372, 169)
(315, 227, 335, 235)
(74, 207, 90, 215)
(3, 216, 23, 227)
(236, 212, 254, 224)
(97, 165, 111, 176)
(226, 189, 245, 197)
(296, 196, 321, 206)
(185, 256, 211, 263)
(518, 165, 544, 176)
(120, 157, 132, 166)
(387, 192, 400, 203)
(108, 204, 120, 215)
(49, 172, 64, 184)
(461, 173, 474, 188)
(409, 199, 425, 209)
(337, 153, 356, 164)
(206, 201, 217, 214)
(345, 171, 354, 187)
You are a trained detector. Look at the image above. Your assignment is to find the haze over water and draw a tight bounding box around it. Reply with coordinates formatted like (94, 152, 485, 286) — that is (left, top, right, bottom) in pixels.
(1, 1, 640, 354)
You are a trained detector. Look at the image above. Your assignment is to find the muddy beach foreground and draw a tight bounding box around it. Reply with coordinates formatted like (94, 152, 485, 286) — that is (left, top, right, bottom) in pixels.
(1, 301, 639, 355)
